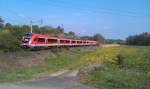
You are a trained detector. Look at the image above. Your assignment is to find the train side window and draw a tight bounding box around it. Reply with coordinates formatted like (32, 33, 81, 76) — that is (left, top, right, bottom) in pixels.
(38, 38, 45, 42)
(72, 41, 76, 43)
(60, 40, 64, 43)
(66, 40, 70, 43)
(48, 39, 57, 43)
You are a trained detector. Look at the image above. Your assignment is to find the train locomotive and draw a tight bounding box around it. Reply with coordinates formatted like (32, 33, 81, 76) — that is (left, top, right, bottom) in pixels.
(21, 33, 97, 49)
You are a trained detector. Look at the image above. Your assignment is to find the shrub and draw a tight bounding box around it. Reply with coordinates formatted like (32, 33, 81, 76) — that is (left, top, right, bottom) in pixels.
(116, 54, 124, 67)
(0, 30, 21, 52)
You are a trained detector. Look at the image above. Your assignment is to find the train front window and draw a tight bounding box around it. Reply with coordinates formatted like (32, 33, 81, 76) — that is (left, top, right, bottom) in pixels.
(23, 36, 31, 43)
(22, 33, 32, 43)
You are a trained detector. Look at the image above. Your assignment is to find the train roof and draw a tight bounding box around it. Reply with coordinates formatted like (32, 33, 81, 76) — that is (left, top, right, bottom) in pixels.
(25, 33, 97, 42)
(29, 33, 71, 40)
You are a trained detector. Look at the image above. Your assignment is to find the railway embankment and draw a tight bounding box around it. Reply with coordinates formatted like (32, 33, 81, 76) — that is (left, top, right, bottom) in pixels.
(0, 46, 99, 82)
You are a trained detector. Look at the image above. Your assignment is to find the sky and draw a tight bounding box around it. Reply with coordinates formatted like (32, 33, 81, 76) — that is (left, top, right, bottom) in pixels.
(0, 0, 150, 39)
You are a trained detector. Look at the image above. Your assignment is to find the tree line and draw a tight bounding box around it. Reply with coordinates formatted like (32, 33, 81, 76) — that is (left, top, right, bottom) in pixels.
(126, 32, 150, 46)
(105, 39, 125, 44)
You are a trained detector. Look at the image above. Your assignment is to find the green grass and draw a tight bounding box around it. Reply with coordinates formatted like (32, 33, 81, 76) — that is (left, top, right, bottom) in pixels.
(1, 45, 150, 88)
(81, 46, 150, 89)
(0, 48, 95, 83)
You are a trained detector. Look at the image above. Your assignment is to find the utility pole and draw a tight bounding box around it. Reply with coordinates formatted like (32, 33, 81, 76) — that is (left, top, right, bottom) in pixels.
(30, 19, 43, 33)
(40, 19, 43, 26)
(61, 24, 64, 29)
(30, 20, 33, 33)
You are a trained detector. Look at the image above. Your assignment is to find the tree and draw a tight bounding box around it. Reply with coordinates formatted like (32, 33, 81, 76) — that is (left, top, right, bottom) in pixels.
(68, 31, 75, 36)
(80, 36, 93, 40)
(105, 39, 125, 44)
(5, 23, 12, 29)
(57, 25, 64, 33)
(67, 31, 77, 38)
(0, 17, 4, 30)
(126, 32, 150, 46)
(93, 33, 105, 44)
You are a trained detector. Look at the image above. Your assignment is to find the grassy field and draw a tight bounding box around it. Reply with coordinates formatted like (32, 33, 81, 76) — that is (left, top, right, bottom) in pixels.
(81, 46, 150, 89)
(1, 45, 150, 89)
(0, 47, 97, 82)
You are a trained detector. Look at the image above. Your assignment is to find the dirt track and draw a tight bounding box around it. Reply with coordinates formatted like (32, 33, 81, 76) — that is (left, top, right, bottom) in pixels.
(0, 70, 95, 89)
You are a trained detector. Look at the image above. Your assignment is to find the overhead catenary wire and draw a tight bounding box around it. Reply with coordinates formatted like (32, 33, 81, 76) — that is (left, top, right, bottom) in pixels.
(0, 16, 26, 25)
(45, 0, 150, 17)
(0, 7, 44, 33)
(0, 6, 44, 25)
(1, 0, 150, 26)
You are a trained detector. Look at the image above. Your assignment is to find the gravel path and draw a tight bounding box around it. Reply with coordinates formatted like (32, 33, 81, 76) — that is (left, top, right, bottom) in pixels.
(0, 70, 95, 89)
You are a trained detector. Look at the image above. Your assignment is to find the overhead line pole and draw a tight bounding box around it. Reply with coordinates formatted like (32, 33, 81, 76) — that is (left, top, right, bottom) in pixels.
(30, 20, 33, 33)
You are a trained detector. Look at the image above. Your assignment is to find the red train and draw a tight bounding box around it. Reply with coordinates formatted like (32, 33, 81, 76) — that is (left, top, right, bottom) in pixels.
(21, 33, 97, 49)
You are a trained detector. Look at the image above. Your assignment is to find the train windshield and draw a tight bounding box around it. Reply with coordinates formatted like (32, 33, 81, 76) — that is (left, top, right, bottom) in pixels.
(22, 33, 32, 43)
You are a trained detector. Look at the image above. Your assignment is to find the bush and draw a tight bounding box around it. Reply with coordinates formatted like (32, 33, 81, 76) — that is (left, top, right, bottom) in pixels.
(116, 54, 124, 67)
(0, 30, 21, 52)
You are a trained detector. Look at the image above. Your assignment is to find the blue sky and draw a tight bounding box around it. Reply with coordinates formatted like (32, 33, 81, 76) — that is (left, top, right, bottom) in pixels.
(0, 0, 150, 39)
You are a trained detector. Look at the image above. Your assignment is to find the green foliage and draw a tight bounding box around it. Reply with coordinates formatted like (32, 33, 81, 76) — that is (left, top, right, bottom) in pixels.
(0, 30, 22, 51)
